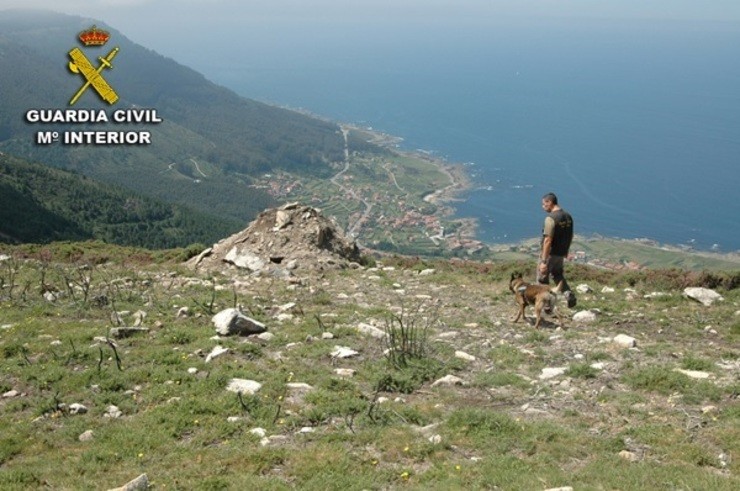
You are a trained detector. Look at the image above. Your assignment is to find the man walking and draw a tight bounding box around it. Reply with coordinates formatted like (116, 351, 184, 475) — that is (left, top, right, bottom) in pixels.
(538, 192, 576, 308)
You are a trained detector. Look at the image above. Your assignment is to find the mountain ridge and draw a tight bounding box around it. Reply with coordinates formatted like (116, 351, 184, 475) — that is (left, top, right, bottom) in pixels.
(0, 10, 380, 227)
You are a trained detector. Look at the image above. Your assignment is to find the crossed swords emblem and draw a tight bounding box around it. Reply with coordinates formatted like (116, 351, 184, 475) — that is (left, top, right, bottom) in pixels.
(68, 46, 120, 105)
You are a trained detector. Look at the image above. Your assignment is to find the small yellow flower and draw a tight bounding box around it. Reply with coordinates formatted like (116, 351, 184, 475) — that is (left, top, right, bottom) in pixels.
(403, 446, 410, 452)
(455, 465, 461, 471)
(371, 459, 378, 466)
(401, 471, 410, 480)
(193, 419, 199, 424)
(138, 453, 144, 458)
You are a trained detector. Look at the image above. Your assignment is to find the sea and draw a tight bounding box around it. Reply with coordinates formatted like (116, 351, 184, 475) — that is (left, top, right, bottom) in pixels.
(191, 17, 740, 252)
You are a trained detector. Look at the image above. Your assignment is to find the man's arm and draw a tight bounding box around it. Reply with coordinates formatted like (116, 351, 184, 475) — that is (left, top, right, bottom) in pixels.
(539, 216, 554, 274)
(541, 235, 552, 262)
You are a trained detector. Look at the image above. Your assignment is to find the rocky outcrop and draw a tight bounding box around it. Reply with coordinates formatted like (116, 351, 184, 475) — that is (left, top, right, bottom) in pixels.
(187, 203, 361, 274)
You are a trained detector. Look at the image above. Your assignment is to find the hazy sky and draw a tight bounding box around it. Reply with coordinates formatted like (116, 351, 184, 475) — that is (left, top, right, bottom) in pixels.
(3, 1, 738, 64)
(3, 1, 740, 26)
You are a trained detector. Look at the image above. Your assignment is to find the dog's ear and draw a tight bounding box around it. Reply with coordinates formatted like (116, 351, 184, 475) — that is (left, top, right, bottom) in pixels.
(551, 281, 564, 294)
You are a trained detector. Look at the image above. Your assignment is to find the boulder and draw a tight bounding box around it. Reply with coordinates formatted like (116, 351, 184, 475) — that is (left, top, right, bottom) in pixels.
(573, 310, 597, 323)
(683, 287, 723, 306)
(106, 474, 149, 491)
(212, 308, 266, 336)
(613, 334, 637, 348)
(431, 375, 466, 387)
(226, 379, 262, 395)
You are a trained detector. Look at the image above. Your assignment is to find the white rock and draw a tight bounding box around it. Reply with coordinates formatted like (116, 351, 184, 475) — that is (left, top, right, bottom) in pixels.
(356, 323, 387, 339)
(601, 286, 615, 293)
(106, 473, 149, 491)
(297, 427, 315, 434)
(674, 369, 713, 380)
(619, 450, 639, 462)
(78, 430, 94, 442)
(613, 334, 637, 348)
(176, 307, 190, 318)
(419, 269, 436, 276)
(573, 310, 597, 323)
(69, 403, 88, 415)
(275, 210, 292, 229)
(576, 284, 592, 294)
(331, 346, 359, 359)
(644, 292, 670, 299)
(133, 310, 147, 326)
(205, 345, 230, 363)
(188, 367, 198, 375)
(227, 416, 245, 423)
(250, 428, 267, 438)
(455, 351, 476, 362)
(105, 405, 123, 418)
(334, 368, 356, 377)
(436, 331, 459, 339)
(43, 291, 58, 302)
(545, 487, 574, 491)
(224, 247, 266, 272)
(212, 308, 266, 336)
(3, 390, 19, 398)
(590, 362, 606, 370)
(287, 382, 314, 391)
(428, 434, 443, 444)
(257, 332, 275, 341)
(226, 379, 262, 395)
(321, 332, 335, 339)
(683, 287, 724, 306)
(539, 367, 567, 380)
(431, 375, 466, 387)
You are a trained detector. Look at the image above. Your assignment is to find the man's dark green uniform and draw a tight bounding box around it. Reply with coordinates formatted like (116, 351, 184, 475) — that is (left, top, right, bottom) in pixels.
(539, 208, 575, 306)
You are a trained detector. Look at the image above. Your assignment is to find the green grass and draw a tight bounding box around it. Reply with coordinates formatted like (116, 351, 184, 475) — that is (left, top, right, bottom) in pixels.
(1, 243, 738, 489)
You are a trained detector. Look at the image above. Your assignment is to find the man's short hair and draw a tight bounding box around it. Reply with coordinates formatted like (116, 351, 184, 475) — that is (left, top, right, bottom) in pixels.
(542, 192, 558, 205)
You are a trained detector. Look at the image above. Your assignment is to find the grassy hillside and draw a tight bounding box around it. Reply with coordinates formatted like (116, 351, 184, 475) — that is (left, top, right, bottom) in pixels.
(0, 153, 238, 248)
(0, 244, 737, 489)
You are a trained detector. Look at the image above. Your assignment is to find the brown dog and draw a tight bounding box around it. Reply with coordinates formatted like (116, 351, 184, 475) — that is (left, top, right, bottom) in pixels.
(509, 273, 564, 329)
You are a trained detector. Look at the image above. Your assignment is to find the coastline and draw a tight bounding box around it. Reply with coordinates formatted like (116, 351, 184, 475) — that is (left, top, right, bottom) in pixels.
(344, 123, 482, 247)
(312, 118, 739, 268)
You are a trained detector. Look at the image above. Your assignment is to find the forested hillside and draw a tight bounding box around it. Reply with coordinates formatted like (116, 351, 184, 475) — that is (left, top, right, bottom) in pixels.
(0, 154, 239, 248)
